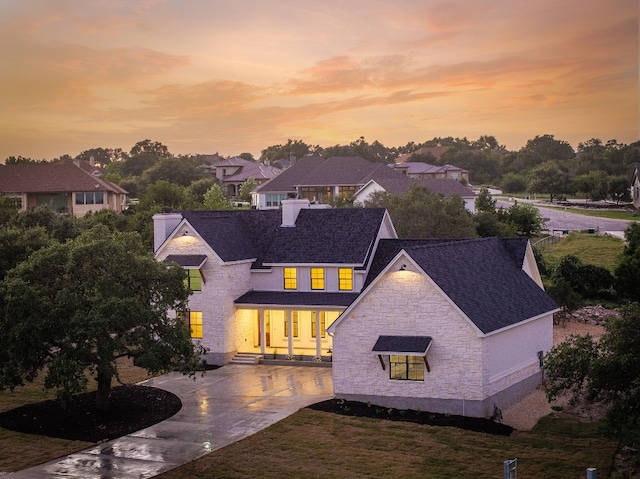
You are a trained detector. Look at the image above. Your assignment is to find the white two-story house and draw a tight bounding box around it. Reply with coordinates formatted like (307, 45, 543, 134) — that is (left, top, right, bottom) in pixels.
(153, 200, 558, 417)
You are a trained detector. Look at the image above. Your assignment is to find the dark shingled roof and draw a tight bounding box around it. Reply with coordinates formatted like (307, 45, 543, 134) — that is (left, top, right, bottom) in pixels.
(255, 156, 326, 193)
(366, 237, 558, 334)
(235, 291, 359, 307)
(372, 335, 433, 355)
(180, 207, 387, 267)
(164, 254, 207, 267)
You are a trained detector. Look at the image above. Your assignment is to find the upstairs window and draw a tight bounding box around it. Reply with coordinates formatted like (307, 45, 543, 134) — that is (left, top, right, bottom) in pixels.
(310, 268, 324, 290)
(338, 268, 353, 291)
(284, 267, 297, 290)
(185, 269, 202, 292)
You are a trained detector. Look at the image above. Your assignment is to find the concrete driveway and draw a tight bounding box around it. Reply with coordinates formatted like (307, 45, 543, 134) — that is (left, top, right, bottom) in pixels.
(9, 365, 334, 478)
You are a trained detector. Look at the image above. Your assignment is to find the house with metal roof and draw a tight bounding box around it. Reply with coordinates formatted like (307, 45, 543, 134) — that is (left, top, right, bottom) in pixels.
(153, 200, 558, 418)
(252, 155, 475, 211)
(0, 159, 128, 216)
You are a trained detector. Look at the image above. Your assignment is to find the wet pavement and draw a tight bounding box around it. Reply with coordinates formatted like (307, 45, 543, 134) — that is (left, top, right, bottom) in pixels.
(8, 365, 334, 478)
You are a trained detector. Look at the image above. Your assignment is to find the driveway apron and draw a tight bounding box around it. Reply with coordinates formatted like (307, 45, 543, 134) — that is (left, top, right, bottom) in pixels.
(8, 365, 334, 478)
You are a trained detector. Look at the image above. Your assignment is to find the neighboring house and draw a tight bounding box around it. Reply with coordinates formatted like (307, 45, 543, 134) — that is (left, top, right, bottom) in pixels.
(253, 156, 475, 211)
(631, 164, 640, 209)
(201, 157, 281, 198)
(391, 162, 470, 184)
(0, 159, 128, 216)
(353, 177, 476, 213)
(153, 200, 558, 418)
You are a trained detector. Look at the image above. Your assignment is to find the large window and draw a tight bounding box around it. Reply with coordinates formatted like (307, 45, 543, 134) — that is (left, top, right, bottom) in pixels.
(284, 311, 299, 338)
(299, 186, 332, 202)
(185, 269, 202, 292)
(75, 192, 104, 205)
(390, 355, 424, 381)
(310, 268, 324, 290)
(284, 267, 297, 290)
(179, 311, 203, 339)
(311, 311, 326, 338)
(338, 268, 353, 291)
(266, 193, 288, 207)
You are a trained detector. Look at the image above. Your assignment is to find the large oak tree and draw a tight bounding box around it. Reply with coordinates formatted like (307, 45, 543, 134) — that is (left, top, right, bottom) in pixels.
(0, 225, 205, 410)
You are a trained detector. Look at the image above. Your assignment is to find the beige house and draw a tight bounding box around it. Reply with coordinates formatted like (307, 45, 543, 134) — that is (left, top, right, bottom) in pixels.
(0, 160, 128, 217)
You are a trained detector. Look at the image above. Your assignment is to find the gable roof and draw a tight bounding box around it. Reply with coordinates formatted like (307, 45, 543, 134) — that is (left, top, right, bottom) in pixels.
(394, 162, 469, 175)
(255, 155, 326, 193)
(179, 207, 390, 268)
(222, 162, 282, 182)
(0, 160, 127, 194)
(360, 237, 558, 335)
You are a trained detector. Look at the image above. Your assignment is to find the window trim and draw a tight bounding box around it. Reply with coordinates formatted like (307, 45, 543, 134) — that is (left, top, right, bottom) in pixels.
(310, 267, 325, 290)
(389, 355, 425, 381)
(338, 268, 353, 291)
(283, 267, 297, 290)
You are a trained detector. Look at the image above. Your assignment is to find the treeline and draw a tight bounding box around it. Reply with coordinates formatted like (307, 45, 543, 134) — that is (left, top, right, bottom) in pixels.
(6, 134, 640, 201)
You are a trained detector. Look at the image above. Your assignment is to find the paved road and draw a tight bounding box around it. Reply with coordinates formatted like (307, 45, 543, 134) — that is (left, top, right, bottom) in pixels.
(496, 200, 635, 236)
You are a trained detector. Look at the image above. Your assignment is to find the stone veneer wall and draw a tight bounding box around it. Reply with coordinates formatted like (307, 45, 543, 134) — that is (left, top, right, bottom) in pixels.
(332, 267, 486, 415)
(156, 227, 253, 365)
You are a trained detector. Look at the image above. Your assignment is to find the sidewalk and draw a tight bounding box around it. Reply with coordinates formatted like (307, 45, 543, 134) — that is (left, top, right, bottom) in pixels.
(8, 365, 333, 478)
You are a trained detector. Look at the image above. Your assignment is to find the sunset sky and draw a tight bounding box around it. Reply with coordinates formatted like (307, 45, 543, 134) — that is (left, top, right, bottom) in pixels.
(0, 0, 637, 161)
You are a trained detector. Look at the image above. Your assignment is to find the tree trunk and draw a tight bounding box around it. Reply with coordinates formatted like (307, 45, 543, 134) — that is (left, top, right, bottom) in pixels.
(95, 367, 112, 410)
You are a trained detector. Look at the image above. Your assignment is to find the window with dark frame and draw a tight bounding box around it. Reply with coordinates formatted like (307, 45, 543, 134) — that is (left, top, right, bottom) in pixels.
(389, 355, 424, 381)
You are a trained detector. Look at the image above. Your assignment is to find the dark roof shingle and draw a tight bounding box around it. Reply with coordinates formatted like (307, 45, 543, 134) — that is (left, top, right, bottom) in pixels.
(366, 237, 558, 334)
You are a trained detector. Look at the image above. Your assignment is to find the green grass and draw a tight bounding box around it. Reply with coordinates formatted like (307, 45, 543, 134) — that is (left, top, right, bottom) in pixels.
(0, 358, 153, 473)
(157, 409, 619, 479)
(539, 232, 625, 273)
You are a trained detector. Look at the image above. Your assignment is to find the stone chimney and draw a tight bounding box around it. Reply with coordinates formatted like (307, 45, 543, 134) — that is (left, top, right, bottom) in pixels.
(281, 199, 310, 227)
(152, 213, 183, 252)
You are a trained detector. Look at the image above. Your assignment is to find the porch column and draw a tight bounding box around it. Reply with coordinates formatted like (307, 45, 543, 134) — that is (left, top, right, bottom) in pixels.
(287, 310, 293, 356)
(259, 309, 266, 355)
(315, 309, 322, 358)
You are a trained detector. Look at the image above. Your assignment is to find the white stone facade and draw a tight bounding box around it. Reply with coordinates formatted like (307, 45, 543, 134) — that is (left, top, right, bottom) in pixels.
(331, 259, 553, 417)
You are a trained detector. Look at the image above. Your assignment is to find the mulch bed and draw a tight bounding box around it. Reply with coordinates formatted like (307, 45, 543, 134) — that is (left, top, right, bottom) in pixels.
(308, 399, 514, 436)
(0, 385, 181, 443)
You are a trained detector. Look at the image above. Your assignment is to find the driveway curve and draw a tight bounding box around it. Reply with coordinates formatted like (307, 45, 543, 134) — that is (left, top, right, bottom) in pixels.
(9, 365, 333, 479)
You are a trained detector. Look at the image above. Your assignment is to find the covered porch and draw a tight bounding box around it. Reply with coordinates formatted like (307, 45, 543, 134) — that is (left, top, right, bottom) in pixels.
(234, 291, 358, 363)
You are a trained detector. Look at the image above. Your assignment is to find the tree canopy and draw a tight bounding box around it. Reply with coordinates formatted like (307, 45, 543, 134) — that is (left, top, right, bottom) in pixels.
(544, 303, 640, 443)
(0, 225, 205, 410)
(365, 184, 476, 238)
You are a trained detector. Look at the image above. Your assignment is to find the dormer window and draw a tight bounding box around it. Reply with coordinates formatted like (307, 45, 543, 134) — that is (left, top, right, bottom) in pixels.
(339, 268, 353, 291)
(284, 267, 297, 290)
(310, 268, 324, 290)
